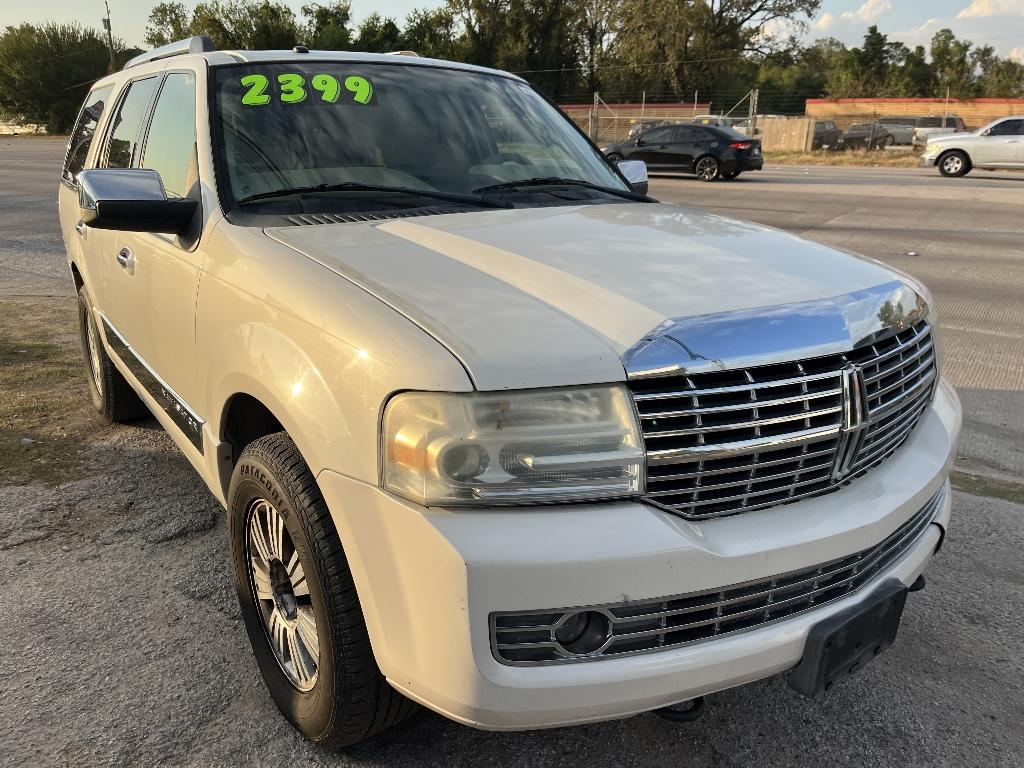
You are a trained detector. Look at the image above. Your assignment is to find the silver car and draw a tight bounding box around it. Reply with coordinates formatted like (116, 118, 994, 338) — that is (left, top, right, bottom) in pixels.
(920, 116, 1024, 176)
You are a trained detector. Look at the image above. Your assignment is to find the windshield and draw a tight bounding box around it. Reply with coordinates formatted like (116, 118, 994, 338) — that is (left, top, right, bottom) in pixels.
(211, 62, 629, 214)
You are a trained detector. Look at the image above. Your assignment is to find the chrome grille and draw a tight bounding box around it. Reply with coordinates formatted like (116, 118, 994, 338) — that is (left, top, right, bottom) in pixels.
(491, 485, 944, 665)
(632, 321, 936, 520)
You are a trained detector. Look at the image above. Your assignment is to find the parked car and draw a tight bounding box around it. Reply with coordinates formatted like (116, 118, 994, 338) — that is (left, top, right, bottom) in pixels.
(877, 117, 915, 145)
(60, 36, 960, 748)
(626, 118, 671, 138)
(603, 124, 763, 180)
(920, 115, 1024, 176)
(836, 122, 894, 150)
(812, 120, 841, 150)
(691, 114, 743, 128)
(912, 115, 967, 148)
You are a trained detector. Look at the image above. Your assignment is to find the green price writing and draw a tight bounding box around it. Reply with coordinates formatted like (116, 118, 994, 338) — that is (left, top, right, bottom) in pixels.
(240, 72, 375, 106)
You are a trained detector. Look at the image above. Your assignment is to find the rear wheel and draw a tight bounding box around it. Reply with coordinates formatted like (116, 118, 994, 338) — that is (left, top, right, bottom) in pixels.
(695, 156, 720, 182)
(938, 150, 970, 177)
(229, 433, 415, 748)
(77, 286, 148, 423)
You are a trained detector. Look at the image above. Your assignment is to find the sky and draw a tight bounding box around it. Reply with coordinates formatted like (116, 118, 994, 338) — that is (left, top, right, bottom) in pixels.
(1, 0, 1023, 61)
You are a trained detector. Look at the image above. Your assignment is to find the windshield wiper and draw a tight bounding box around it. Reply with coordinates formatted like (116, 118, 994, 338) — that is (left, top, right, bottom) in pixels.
(473, 177, 646, 201)
(237, 182, 511, 209)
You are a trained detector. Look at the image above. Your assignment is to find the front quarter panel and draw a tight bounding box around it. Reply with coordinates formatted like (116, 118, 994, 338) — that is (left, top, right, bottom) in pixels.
(196, 222, 473, 485)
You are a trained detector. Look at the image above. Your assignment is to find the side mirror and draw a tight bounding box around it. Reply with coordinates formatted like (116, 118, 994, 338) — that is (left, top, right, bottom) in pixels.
(78, 168, 198, 234)
(617, 159, 648, 196)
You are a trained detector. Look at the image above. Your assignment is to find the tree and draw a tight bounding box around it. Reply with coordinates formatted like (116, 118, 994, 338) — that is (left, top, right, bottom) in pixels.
(973, 45, 1024, 98)
(145, 2, 190, 47)
(0, 23, 134, 133)
(302, 1, 353, 49)
(352, 13, 403, 52)
(611, 0, 821, 100)
(930, 28, 975, 98)
(402, 7, 461, 59)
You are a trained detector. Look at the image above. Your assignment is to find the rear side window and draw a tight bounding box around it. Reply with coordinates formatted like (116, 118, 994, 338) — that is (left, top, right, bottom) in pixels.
(104, 76, 160, 169)
(63, 85, 114, 181)
(141, 73, 198, 198)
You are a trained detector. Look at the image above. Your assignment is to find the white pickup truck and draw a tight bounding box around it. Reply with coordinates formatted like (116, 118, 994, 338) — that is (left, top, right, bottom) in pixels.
(59, 38, 960, 747)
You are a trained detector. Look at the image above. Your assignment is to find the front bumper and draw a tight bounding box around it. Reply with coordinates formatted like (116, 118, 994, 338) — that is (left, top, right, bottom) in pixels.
(317, 379, 961, 730)
(920, 152, 938, 167)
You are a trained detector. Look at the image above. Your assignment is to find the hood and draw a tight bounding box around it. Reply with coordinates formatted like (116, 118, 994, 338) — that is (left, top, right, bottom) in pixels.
(266, 203, 900, 390)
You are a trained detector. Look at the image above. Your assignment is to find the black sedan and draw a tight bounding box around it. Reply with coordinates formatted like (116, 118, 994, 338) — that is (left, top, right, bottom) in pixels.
(836, 122, 894, 150)
(602, 124, 763, 181)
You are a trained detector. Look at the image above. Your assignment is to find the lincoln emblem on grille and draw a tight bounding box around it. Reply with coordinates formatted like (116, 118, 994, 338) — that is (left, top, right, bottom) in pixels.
(832, 364, 872, 481)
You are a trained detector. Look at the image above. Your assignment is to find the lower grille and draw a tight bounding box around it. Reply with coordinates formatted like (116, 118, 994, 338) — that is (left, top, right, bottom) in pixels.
(491, 485, 944, 665)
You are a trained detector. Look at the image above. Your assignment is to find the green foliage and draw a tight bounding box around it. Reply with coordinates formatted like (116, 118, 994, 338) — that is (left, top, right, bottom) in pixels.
(302, 2, 353, 49)
(352, 13, 403, 53)
(0, 23, 133, 133)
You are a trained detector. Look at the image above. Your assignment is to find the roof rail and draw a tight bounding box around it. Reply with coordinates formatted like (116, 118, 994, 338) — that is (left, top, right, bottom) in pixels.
(124, 36, 218, 69)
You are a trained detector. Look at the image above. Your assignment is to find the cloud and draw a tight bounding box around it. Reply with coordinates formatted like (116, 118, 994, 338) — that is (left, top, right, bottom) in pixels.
(840, 0, 893, 24)
(958, 0, 1024, 18)
(816, 11, 835, 30)
(1010, 46, 1024, 62)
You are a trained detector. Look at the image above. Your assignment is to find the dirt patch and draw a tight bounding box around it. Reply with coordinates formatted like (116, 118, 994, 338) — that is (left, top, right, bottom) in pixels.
(951, 470, 1024, 507)
(767, 149, 920, 168)
(0, 296, 104, 485)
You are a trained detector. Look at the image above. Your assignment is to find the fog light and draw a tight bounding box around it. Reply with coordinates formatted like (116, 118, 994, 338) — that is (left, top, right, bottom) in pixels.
(554, 611, 611, 655)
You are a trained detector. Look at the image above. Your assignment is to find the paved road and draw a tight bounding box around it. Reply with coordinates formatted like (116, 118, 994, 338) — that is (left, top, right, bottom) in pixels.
(2, 139, 1023, 767)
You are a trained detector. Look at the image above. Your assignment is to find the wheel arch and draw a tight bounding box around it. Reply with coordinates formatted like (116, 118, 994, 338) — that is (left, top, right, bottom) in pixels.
(70, 261, 84, 292)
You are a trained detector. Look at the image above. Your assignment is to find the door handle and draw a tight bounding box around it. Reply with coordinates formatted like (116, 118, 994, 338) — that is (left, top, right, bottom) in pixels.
(116, 246, 136, 275)
(75, 221, 87, 238)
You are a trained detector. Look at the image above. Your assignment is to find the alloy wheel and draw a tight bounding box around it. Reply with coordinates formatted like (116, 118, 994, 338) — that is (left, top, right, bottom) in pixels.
(696, 157, 719, 181)
(942, 155, 963, 175)
(247, 498, 320, 691)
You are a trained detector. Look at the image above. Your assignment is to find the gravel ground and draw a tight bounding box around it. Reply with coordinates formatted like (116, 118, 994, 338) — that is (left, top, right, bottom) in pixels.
(1, 138, 1022, 767)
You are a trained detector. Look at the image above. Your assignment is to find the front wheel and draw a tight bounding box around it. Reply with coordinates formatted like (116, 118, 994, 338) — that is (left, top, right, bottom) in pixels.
(77, 286, 148, 423)
(606, 152, 623, 163)
(229, 433, 415, 748)
(695, 156, 720, 182)
(938, 150, 970, 177)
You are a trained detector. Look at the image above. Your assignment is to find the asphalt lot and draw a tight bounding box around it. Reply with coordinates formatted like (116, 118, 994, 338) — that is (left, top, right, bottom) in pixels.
(1, 137, 1023, 767)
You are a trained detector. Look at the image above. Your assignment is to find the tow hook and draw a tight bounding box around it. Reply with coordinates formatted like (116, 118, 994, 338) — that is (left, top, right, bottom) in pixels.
(909, 574, 926, 592)
(652, 696, 706, 723)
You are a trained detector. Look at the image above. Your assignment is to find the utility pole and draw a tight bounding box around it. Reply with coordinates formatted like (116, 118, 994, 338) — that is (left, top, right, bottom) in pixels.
(590, 91, 599, 140)
(101, 0, 116, 73)
(749, 88, 759, 135)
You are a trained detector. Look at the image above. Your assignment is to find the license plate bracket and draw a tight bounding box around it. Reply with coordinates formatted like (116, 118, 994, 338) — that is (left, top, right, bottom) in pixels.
(788, 578, 908, 698)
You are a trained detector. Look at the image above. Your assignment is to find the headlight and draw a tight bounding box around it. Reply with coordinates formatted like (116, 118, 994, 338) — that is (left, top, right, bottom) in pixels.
(382, 385, 644, 506)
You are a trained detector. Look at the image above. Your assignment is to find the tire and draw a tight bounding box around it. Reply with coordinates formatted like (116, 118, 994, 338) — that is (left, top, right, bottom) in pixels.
(722, 170, 741, 180)
(938, 150, 970, 177)
(77, 286, 148, 423)
(606, 152, 623, 163)
(228, 433, 415, 748)
(883, 134, 895, 147)
(695, 155, 720, 182)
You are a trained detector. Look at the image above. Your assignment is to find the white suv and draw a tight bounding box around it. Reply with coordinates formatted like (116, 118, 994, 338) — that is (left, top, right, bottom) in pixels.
(59, 37, 961, 747)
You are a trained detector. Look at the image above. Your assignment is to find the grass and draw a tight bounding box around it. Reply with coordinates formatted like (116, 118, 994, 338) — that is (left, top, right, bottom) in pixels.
(0, 297, 99, 485)
(767, 149, 921, 168)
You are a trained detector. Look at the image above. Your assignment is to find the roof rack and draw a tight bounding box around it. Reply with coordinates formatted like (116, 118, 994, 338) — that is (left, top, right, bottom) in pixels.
(124, 36, 218, 69)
